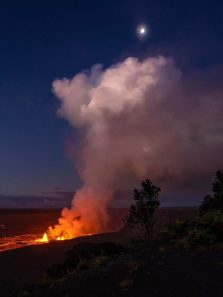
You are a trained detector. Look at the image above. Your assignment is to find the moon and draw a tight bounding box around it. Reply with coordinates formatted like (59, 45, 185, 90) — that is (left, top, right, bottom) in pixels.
(136, 24, 148, 39)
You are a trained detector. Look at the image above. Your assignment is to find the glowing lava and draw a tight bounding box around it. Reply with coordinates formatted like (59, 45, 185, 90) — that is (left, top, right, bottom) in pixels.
(35, 232, 49, 243)
(56, 236, 65, 241)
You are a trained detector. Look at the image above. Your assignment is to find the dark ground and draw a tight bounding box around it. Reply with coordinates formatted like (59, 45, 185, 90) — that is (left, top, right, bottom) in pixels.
(0, 207, 202, 297)
(16, 244, 223, 297)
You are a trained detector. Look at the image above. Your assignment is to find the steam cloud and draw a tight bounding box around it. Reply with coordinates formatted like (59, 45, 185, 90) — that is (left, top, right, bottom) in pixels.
(49, 56, 223, 238)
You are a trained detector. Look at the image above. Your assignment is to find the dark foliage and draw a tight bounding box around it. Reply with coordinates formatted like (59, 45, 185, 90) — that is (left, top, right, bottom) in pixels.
(167, 219, 191, 240)
(212, 170, 223, 197)
(125, 179, 160, 240)
(46, 242, 124, 279)
(200, 170, 223, 213)
(167, 211, 223, 246)
(13, 243, 223, 297)
(166, 171, 223, 246)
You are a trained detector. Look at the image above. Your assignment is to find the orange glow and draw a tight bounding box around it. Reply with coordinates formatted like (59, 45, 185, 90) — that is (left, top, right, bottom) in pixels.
(56, 236, 65, 241)
(44, 187, 111, 242)
(35, 187, 111, 243)
(35, 232, 49, 243)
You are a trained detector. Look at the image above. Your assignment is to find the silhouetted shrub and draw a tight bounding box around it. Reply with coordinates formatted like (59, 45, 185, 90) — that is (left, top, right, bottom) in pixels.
(187, 229, 216, 246)
(46, 242, 124, 279)
(167, 210, 223, 246)
(200, 170, 223, 213)
(166, 170, 223, 247)
(167, 219, 191, 239)
(195, 210, 223, 241)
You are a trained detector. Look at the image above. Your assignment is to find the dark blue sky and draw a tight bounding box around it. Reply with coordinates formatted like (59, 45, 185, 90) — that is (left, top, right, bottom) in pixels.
(0, 0, 223, 206)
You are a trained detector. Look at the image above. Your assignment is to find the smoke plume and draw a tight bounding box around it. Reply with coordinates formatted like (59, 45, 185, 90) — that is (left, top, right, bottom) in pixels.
(48, 56, 223, 238)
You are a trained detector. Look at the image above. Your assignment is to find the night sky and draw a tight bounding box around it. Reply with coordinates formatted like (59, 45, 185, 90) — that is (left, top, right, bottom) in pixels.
(1, 0, 223, 207)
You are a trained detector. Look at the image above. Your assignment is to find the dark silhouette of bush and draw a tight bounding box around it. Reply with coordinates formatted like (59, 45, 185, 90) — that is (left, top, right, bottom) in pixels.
(124, 179, 160, 240)
(167, 219, 191, 239)
(166, 171, 223, 246)
(200, 170, 223, 213)
(187, 228, 217, 246)
(167, 210, 223, 247)
(195, 210, 223, 241)
(213, 170, 223, 197)
(46, 242, 124, 279)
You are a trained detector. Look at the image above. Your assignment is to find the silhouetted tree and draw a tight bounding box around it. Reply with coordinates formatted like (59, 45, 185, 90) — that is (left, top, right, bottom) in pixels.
(125, 179, 160, 240)
(200, 170, 223, 213)
(212, 170, 223, 198)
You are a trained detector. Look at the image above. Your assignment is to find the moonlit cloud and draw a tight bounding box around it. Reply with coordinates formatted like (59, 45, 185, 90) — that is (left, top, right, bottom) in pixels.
(53, 56, 223, 191)
(50, 55, 223, 236)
